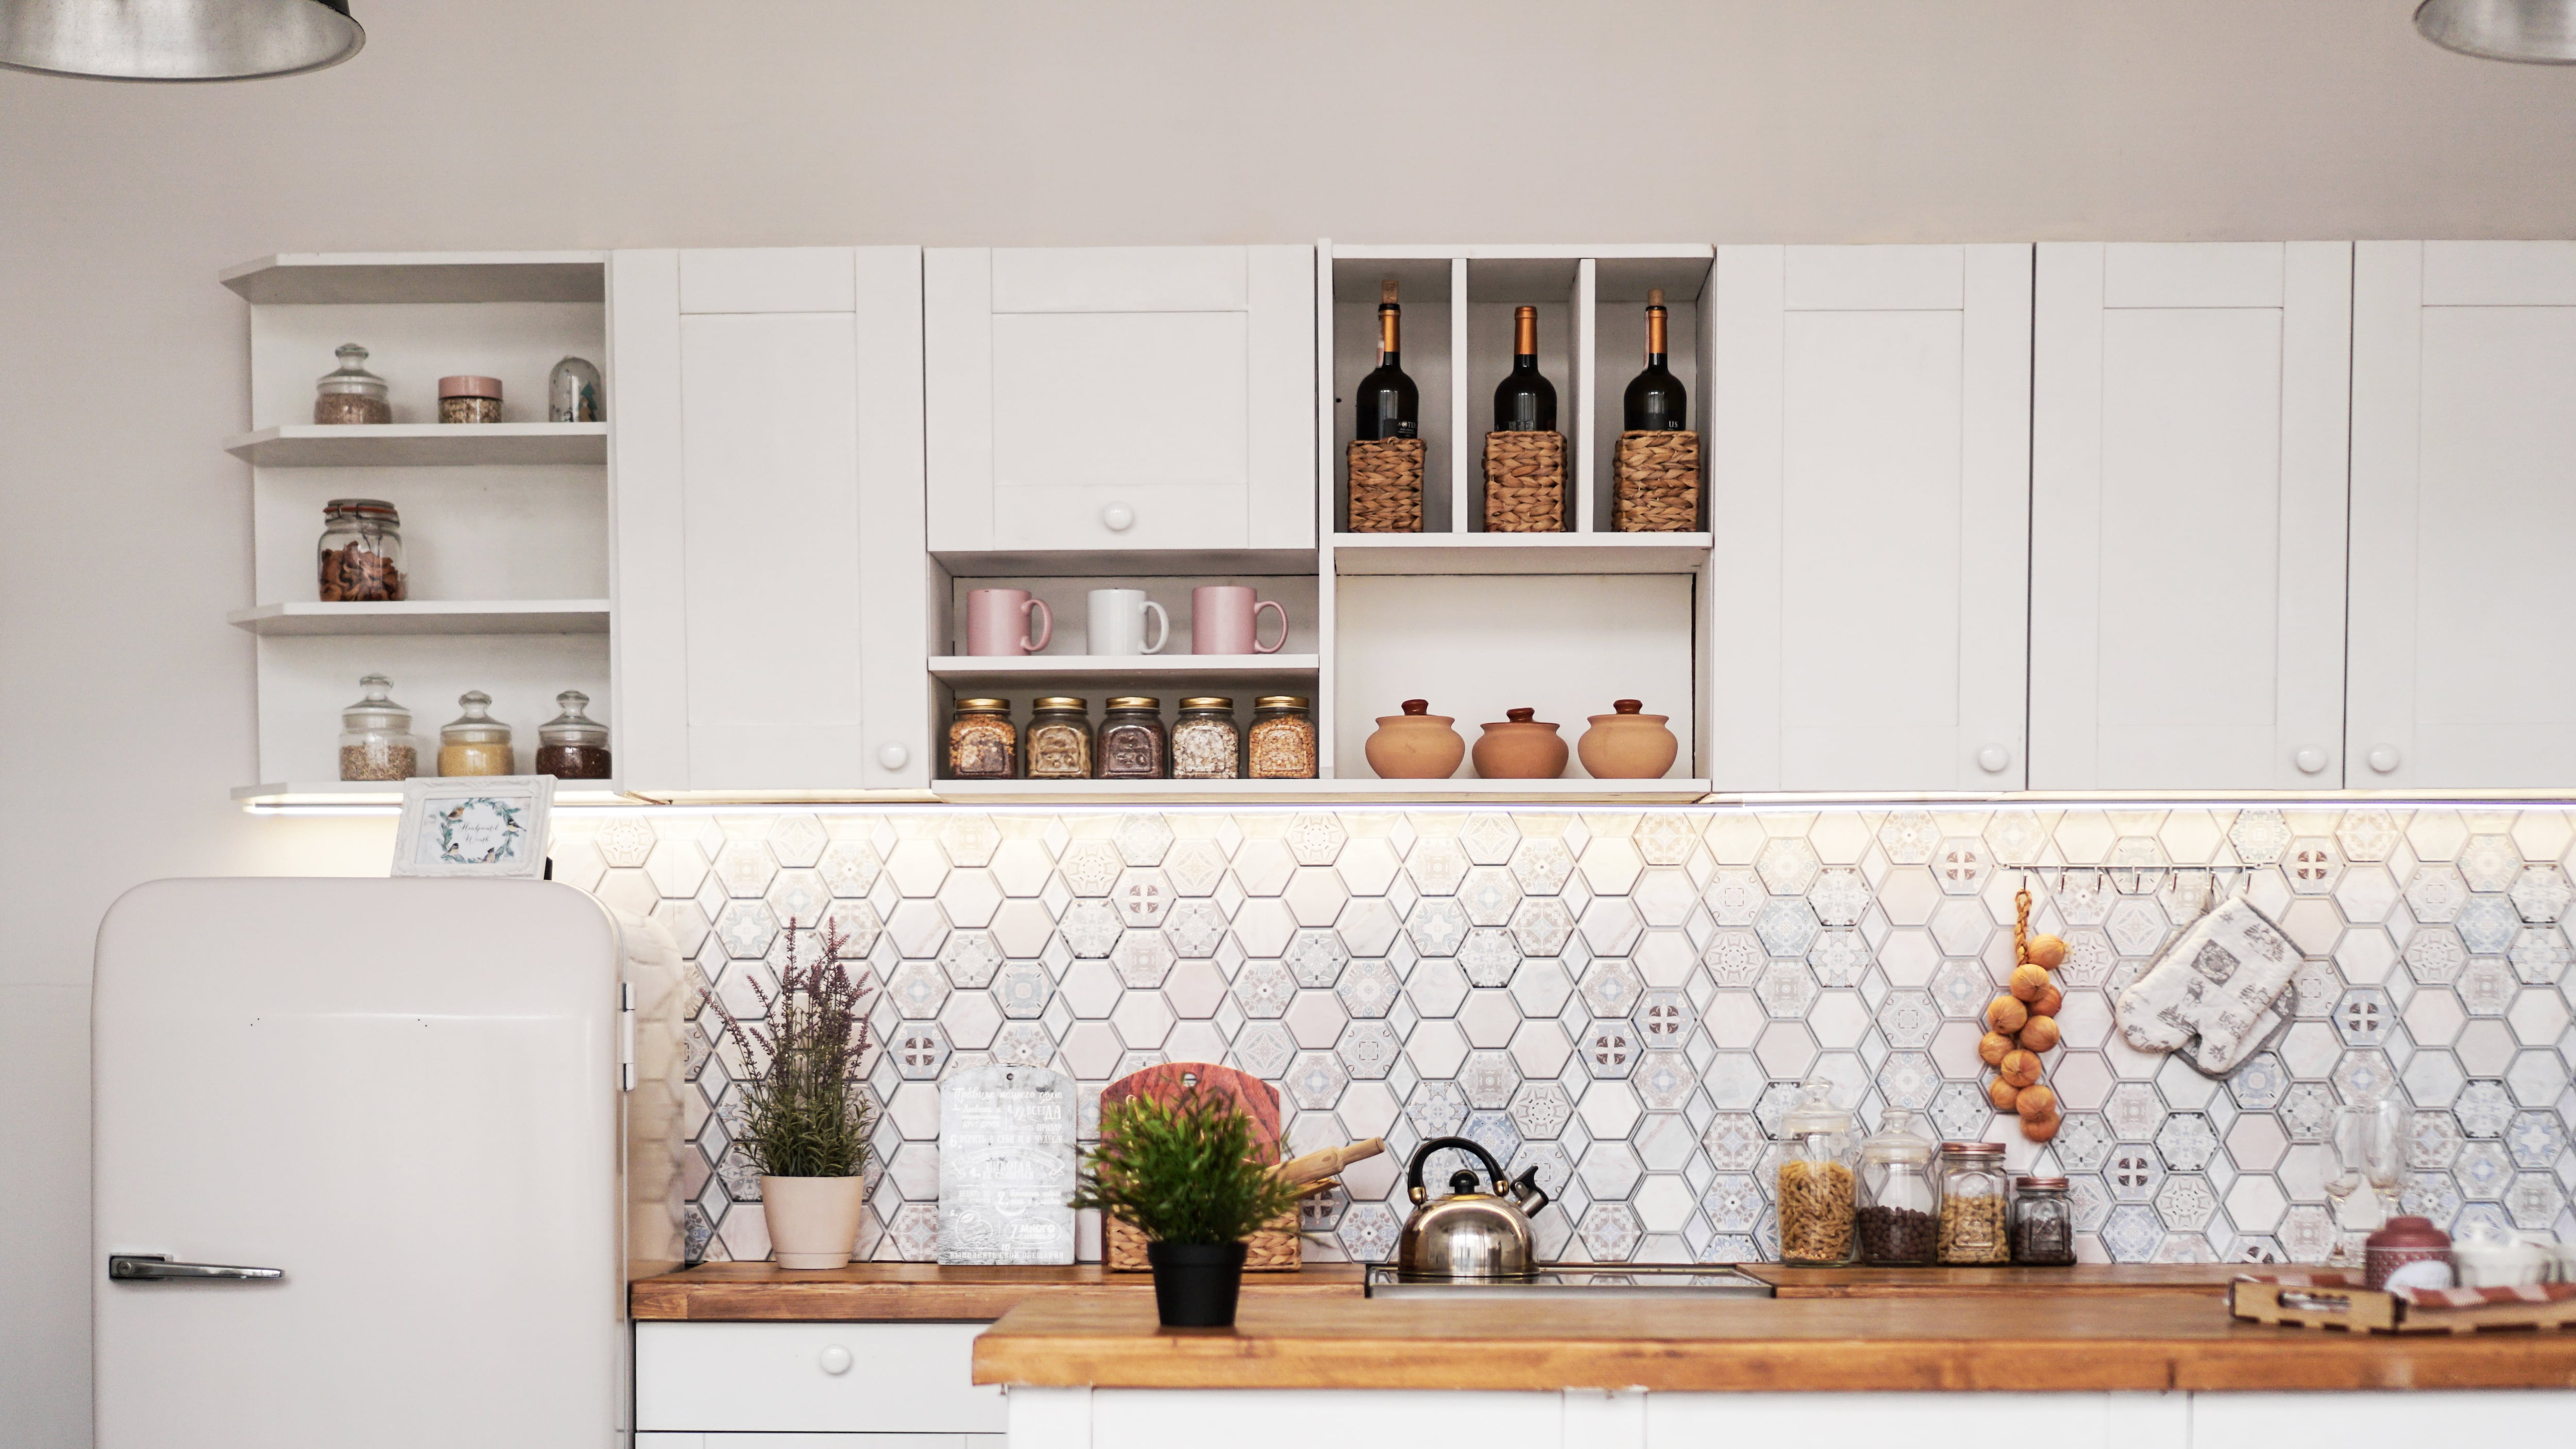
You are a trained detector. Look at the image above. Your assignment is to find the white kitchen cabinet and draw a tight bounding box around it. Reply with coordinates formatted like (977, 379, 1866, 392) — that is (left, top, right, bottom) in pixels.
(924, 246, 1315, 557)
(634, 1323, 1005, 1436)
(609, 247, 931, 793)
(1705, 244, 2032, 792)
(2029, 243, 2352, 790)
(2348, 242, 2576, 789)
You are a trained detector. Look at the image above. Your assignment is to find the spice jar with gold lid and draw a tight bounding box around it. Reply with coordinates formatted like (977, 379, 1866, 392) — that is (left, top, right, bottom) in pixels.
(1171, 697, 1240, 779)
(1095, 697, 1166, 779)
(437, 691, 515, 776)
(1025, 697, 1092, 779)
(947, 698, 1016, 779)
(1247, 695, 1317, 778)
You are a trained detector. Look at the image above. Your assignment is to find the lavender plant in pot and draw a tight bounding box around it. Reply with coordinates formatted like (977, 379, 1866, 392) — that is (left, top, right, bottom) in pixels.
(704, 919, 874, 1270)
(1069, 1086, 1302, 1327)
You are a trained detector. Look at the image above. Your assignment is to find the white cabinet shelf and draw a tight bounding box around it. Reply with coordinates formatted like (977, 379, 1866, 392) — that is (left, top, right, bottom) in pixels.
(933, 777, 1713, 805)
(1331, 533, 1711, 575)
(927, 654, 1319, 690)
(227, 600, 612, 636)
(232, 779, 629, 808)
(222, 251, 607, 305)
(226, 423, 607, 467)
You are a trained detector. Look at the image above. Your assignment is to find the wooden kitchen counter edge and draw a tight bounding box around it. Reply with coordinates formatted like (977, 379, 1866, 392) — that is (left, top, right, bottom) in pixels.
(630, 1262, 1364, 1321)
(970, 1294, 2576, 1393)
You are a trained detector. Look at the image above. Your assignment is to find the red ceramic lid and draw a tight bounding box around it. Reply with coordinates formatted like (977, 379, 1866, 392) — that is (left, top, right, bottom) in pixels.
(2366, 1215, 2450, 1250)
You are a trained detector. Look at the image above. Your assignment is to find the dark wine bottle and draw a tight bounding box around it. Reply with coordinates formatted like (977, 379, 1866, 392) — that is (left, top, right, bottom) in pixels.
(1622, 287, 1687, 431)
(1493, 304, 1557, 432)
(1353, 279, 1419, 441)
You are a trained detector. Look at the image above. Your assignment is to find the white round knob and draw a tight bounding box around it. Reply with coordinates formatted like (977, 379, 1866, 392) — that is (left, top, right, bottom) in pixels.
(2294, 746, 2329, 775)
(2368, 744, 2401, 774)
(818, 1344, 853, 1375)
(1100, 503, 1136, 532)
(1976, 744, 2012, 774)
(877, 743, 909, 771)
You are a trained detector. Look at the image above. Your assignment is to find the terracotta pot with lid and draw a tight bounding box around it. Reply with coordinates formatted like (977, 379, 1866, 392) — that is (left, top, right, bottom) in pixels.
(1364, 699, 1465, 779)
(1576, 699, 1677, 780)
(1471, 707, 1568, 780)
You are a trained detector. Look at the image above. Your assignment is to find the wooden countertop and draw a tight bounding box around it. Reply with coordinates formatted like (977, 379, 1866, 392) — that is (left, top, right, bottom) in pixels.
(1741, 1264, 2242, 1297)
(630, 1263, 1364, 1321)
(971, 1293, 2576, 1393)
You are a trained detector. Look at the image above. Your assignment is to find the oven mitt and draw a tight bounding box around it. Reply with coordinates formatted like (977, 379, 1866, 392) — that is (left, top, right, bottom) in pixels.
(2116, 888, 2298, 1074)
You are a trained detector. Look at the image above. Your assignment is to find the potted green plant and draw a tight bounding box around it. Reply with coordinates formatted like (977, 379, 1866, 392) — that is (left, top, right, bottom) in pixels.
(1069, 1085, 1303, 1326)
(703, 919, 874, 1270)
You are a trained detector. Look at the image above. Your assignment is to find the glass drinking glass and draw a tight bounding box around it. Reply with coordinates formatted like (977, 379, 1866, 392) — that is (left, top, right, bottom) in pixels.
(2329, 1097, 2407, 1260)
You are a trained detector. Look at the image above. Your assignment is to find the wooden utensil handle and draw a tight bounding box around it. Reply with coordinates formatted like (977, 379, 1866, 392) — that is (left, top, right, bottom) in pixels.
(1272, 1137, 1386, 1187)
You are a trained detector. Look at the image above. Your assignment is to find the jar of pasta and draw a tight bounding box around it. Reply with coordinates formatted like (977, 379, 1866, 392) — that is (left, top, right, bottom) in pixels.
(1171, 697, 1240, 779)
(1095, 697, 1166, 779)
(437, 691, 515, 776)
(1025, 697, 1092, 779)
(1774, 1080, 1857, 1266)
(1247, 695, 1317, 778)
(947, 698, 1016, 779)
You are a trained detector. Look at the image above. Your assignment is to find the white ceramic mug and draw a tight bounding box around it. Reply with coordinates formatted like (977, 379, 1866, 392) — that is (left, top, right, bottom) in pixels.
(1087, 589, 1168, 656)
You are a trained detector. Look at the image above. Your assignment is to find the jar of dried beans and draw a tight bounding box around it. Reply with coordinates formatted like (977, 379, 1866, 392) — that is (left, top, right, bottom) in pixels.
(1774, 1080, 1857, 1266)
(1936, 1141, 2011, 1264)
(535, 689, 612, 780)
(1856, 1106, 1939, 1265)
(317, 499, 405, 601)
(337, 674, 416, 781)
(1247, 695, 1317, 778)
(438, 374, 502, 424)
(313, 344, 391, 425)
(1171, 697, 1240, 779)
(1095, 697, 1166, 779)
(1025, 697, 1092, 779)
(2011, 1175, 2076, 1265)
(437, 690, 515, 776)
(947, 698, 1016, 779)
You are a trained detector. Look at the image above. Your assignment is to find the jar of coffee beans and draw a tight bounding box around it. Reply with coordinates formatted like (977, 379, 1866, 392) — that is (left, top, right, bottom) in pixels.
(2011, 1175, 2076, 1265)
(535, 690, 613, 779)
(1856, 1107, 1939, 1265)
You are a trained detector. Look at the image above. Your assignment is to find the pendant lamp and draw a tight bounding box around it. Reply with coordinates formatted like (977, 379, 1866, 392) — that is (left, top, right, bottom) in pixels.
(2416, 0, 2576, 62)
(0, 0, 362, 81)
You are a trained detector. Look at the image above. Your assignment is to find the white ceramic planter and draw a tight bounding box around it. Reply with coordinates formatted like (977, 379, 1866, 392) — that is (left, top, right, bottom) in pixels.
(760, 1175, 868, 1270)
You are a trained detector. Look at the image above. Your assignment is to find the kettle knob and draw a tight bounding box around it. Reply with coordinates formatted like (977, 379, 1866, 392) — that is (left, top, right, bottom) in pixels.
(1449, 1169, 1482, 1196)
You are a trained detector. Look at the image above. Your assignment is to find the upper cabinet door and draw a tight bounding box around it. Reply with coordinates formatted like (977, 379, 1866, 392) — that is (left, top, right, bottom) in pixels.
(1706, 245, 2032, 792)
(924, 246, 1315, 555)
(2029, 244, 2352, 791)
(2350, 243, 2576, 789)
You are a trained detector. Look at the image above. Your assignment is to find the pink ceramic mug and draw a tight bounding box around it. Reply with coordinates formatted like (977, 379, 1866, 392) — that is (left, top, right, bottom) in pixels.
(1192, 585, 1286, 656)
(964, 588, 1052, 656)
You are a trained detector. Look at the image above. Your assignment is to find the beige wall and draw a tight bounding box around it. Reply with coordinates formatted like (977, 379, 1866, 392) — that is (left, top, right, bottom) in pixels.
(4, 2, 2572, 1441)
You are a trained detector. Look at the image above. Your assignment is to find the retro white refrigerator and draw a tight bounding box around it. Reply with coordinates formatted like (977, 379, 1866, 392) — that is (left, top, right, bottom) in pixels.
(93, 877, 689, 1448)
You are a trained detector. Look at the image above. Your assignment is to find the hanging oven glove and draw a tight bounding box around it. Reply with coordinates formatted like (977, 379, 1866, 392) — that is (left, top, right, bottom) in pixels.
(2116, 884, 2299, 1074)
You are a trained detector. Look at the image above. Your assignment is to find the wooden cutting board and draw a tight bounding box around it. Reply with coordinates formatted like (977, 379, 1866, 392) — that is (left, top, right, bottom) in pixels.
(1099, 1062, 1281, 1152)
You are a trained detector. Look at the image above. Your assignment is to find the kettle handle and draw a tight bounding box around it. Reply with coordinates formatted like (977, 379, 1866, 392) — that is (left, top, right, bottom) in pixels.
(1405, 1135, 1509, 1205)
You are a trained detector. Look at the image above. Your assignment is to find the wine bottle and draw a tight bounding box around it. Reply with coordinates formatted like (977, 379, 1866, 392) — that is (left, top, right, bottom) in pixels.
(1353, 279, 1419, 441)
(1622, 287, 1687, 431)
(1492, 304, 1557, 432)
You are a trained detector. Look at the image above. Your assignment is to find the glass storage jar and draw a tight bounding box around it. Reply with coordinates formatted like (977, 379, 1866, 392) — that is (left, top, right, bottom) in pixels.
(2011, 1176, 2076, 1265)
(1171, 697, 1240, 779)
(316, 498, 405, 601)
(1095, 697, 1167, 779)
(548, 356, 603, 422)
(1774, 1080, 1859, 1266)
(1856, 1107, 1940, 1265)
(438, 375, 503, 424)
(1247, 695, 1318, 778)
(438, 691, 515, 776)
(1023, 697, 1092, 779)
(947, 698, 1016, 779)
(314, 343, 391, 425)
(338, 674, 416, 781)
(534, 690, 612, 779)
(1937, 1141, 2011, 1264)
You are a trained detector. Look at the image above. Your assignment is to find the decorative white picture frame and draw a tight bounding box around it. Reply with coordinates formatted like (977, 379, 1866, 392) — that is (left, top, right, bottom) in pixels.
(391, 776, 555, 878)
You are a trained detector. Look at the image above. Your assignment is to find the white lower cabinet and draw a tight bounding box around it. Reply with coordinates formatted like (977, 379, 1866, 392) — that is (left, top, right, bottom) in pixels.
(635, 1323, 1006, 1438)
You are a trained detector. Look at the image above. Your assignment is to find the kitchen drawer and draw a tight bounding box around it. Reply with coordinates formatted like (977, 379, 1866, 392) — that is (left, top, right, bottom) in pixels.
(635, 1323, 1006, 1434)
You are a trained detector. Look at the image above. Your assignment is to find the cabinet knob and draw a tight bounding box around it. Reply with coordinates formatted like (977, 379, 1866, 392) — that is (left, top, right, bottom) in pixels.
(1976, 744, 2012, 774)
(1100, 503, 1136, 532)
(2294, 746, 2329, 775)
(2368, 744, 2402, 775)
(877, 743, 909, 771)
(818, 1343, 853, 1375)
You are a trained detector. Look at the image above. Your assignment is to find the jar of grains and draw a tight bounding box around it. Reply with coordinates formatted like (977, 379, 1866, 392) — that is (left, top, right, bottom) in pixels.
(337, 674, 416, 781)
(1024, 697, 1092, 779)
(438, 375, 503, 424)
(947, 698, 1016, 779)
(313, 344, 391, 425)
(1171, 697, 1240, 779)
(1247, 695, 1317, 778)
(1774, 1080, 1858, 1266)
(1856, 1107, 1940, 1265)
(437, 691, 515, 776)
(317, 498, 405, 602)
(1936, 1141, 2011, 1264)
(2010, 1175, 2076, 1266)
(1095, 697, 1167, 779)
(534, 689, 613, 780)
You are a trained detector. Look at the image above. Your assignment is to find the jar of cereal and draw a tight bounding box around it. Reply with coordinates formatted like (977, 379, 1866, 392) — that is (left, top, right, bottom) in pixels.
(947, 698, 1016, 779)
(1024, 697, 1092, 779)
(1171, 697, 1240, 779)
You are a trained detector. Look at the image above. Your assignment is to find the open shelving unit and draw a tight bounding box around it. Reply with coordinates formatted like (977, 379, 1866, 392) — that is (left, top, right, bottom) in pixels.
(225, 422, 607, 468)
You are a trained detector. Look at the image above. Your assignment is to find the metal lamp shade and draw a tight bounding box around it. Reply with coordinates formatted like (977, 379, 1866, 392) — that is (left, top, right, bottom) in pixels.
(2416, 0, 2576, 62)
(0, 0, 362, 81)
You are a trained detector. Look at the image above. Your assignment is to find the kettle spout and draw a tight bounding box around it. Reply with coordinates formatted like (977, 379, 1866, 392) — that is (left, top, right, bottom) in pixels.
(1507, 1164, 1551, 1216)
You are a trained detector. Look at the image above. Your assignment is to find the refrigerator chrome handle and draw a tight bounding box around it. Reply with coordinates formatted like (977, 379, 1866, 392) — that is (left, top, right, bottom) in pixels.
(108, 1253, 283, 1283)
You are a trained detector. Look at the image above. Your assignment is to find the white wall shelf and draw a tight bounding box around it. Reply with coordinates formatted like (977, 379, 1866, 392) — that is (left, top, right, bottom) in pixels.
(228, 600, 612, 636)
(928, 654, 1320, 690)
(226, 423, 607, 467)
(933, 777, 1714, 805)
(232, 779, 630, 808)
(222, 252, 608, 305)
(1331, 533, 1713, 575)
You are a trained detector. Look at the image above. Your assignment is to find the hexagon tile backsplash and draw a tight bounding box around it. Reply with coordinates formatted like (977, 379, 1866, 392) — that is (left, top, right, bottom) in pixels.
(546, 806, 2576, 1268)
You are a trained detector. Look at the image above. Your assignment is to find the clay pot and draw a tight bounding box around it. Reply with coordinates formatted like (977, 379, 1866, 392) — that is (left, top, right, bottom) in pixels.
(1471, 708, 1568, 780)
(1364, 699, 1465, 779)
(1575, 700, 1677, 780)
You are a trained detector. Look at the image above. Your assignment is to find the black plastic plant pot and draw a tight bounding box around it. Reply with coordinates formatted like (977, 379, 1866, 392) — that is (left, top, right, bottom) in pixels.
(1145, 1239, 1248, 1327)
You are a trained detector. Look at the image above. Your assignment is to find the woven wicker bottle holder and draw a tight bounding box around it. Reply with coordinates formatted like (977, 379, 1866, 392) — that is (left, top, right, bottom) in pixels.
(1482, 431, 1567, 532)
(1614, 429, 1701, 532)
(1106, 1208, 1303, 1272)
(1347, 436, 1425, 533)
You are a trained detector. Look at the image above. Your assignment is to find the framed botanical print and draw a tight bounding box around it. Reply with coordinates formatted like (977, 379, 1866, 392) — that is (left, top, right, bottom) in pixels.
(391, 776, 555, 878)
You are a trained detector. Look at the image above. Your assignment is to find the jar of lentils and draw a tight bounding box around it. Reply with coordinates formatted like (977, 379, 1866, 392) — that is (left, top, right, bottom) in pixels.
(1936, 1141, 2011, 1264)
(1095, 697, 1167, 779)
(947, 698, 1016, 778)
(1247, 695, 1317, 778)
(1171, 697, 1241, 779)
(1025, 697, 1093, 779)
(438, 374, 503, 424)
(2010, 1175, 2076, 1265)
(314, 343, 391, 425)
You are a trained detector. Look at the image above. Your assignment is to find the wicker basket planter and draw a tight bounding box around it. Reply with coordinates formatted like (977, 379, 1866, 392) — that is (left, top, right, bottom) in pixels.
(1482, 430, 1566, 532)
(1106, 1207, 1302, 1272)
(1347, 436, 1425, 533)
(1614, 429, 1701, 532)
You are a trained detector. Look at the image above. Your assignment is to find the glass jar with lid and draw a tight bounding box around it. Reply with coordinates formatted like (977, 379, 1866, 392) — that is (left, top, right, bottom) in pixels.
(534, 690, 612, 779)
(1247, 695, 1317, 778)
(438, 375, 503, 424)
(1171, 697, 1240, 779)
(1025, 697, 1092, 779)
(1774, 1079, 1858, 1266)
(338, 674, 416, 781)
(1936, 1141, 2011, 1264)
(1856, 1107, 1940, 1265)
(317, 499, 405, 601)
(2010, 1176, 2076, 1265)
(314, 343, 391, 425)
(437, 691, 515, 776)
(947, 698, 1016, 779)
(1095, 697, 1167, 779)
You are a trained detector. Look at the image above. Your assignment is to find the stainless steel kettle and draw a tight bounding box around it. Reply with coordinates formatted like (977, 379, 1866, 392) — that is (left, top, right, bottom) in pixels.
(1393, 1135, 1551, 1280)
